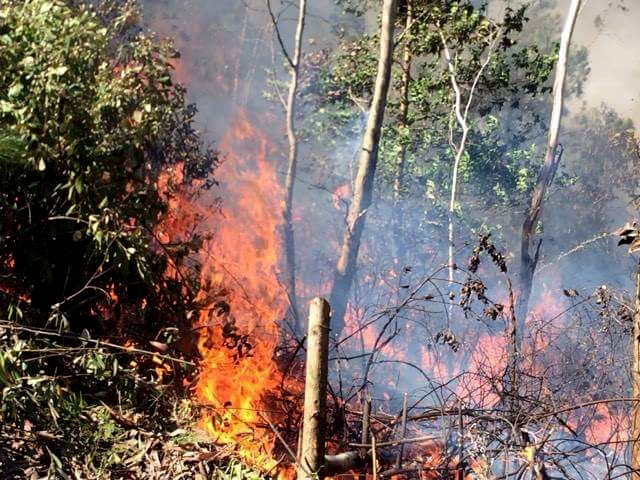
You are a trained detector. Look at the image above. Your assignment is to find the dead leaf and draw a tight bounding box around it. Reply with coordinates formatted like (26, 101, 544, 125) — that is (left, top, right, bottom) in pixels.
(149, 340, 168, 353)
(615, 221, 640, 252)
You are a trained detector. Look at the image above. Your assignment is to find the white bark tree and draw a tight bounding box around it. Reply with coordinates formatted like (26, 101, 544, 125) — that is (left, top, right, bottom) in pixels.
(439, 28, 500, 285)
(519, 0, 582, 321)
(267, 0, 307, 329)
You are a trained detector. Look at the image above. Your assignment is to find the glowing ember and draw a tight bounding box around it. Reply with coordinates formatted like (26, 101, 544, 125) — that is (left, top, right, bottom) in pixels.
(332, 183, 350, 211)
(458, 333, 507, 407)
(582, 403, 627, 445)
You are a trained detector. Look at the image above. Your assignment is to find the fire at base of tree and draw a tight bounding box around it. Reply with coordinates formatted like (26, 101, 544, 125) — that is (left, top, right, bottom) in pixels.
(2, 0, 640, 479)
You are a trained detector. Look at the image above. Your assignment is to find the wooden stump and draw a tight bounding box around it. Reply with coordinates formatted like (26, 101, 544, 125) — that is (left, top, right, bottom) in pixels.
(297, 297, 331, 479)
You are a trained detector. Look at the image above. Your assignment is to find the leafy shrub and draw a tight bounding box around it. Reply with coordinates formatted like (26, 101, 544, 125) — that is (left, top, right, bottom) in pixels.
(0, 0, 217, 476)
(0, 0, 215, 331)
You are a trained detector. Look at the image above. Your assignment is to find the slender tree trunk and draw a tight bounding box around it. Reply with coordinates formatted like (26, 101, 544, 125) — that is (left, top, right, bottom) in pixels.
(393, 4, 412, 201)
(505, 278, 526, 469)
(439, 29, 498, 285)
(447, 127, 469, 284)
(505, 279, 518, 413)
(395, 392, 409, 469)
(518, 0, 581, 321)
(329, 0, 397, 336)
(392, 1, 413, 266)
(440, 30, 468, 285)
(632, 261, 640, 479)
(281, 0, 306, 330)
(297, 297, 331, 480)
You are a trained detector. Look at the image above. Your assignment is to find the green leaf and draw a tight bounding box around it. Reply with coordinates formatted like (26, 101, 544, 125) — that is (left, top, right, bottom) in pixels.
(46, 446, 62, 470)
(8, 82, 23, 98)
(40, 2, 54, 13)
(50, 66, 68, 76)
(37, 158, 46, 171)
(0, 100, 13, 113)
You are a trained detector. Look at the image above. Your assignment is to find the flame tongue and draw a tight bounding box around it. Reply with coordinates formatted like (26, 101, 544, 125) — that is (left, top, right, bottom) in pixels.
(194, 110, 287, 469)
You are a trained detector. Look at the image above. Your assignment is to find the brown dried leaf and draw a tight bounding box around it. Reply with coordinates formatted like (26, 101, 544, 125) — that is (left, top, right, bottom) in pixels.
(630, 237, 640, 253)
(615, 221, 640, 252)
(149, 340, 169, 353)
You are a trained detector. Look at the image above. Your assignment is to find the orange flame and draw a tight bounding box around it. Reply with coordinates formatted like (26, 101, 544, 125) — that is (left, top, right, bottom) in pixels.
(186, 110, 290, 470)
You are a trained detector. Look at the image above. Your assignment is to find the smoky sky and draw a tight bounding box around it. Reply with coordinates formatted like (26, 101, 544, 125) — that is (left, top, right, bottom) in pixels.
(570, 0, 640, 125)
(139, 0, 640, 288)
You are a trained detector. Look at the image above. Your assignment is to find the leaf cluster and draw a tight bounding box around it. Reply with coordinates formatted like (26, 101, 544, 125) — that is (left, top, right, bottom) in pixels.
(0, 0, 215, 332)
(300, 1, 559, 220)
(0, 1, 218, 476)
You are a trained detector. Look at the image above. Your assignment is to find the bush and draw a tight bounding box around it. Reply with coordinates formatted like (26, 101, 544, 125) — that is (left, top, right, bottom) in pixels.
(0, 0, 215, 330)
(0, 0, 217, 476)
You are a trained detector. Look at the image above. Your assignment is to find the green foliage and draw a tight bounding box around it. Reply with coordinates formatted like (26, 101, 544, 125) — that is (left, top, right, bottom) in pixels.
(0, 131, 24, 165)
(299, 0, 559, 232)
(0, 0, 215, 328)
(325, 35, 378, 98)
(0, 0, 217, 477)
(0, 323, 154, 475)
(213, 459, 267, 480)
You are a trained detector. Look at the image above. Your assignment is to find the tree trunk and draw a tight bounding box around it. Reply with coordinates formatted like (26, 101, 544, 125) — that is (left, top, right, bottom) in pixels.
(329, 0, 397, 336)
(439, 28, 498, 285)
(297, 297, 331, 479)
(282, 0, 306, 330)
(632, 261, 640, 479)
(392, 1, 412, 266)
(518, 0, 581, 322)
(505, 279, 518, 414)
(395, 392, 409, 469)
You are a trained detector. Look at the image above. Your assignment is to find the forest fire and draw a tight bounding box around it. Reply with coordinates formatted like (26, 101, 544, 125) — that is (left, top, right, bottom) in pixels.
(148, 1, 633, 478)
(164, 110, 625, 477)
(190, 110, 290, 469)
(4, 0, 640, 479)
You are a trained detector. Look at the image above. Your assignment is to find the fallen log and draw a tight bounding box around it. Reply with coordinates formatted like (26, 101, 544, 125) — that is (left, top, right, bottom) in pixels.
(324, 437, 443, 475)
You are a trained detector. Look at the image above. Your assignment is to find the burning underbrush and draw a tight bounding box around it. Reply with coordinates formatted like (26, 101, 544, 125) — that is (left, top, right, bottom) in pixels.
(155, 107, 635, 479)
(154, 109, 299, 471)
(2, 1, 638, 479)
(103, 0, 640, 477)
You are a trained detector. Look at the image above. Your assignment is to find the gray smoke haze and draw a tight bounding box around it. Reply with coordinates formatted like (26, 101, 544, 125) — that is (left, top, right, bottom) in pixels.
(569, 0, 640, 124)
(491, 1, 639, 123)
(138, 0, 639, 454)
